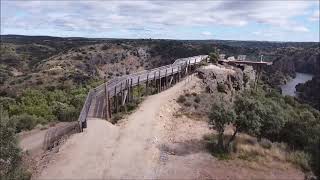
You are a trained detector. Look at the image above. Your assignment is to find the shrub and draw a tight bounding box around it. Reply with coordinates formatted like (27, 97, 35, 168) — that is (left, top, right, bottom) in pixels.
(177, 95, 186, 103)
(0, 110, 31, 180)
(184, 102, 192, 107)
(209, 49, 219, 64)
(217, 83, 226, 93)
(259, 138, 272, 149)
(287, 151, 311, 172)
(10, 114, 44, 132)
(208, 102, 236, 152)
(194, 96, 201, 103)
(111, 113, 124, 124)
(56, 105, 78, 122)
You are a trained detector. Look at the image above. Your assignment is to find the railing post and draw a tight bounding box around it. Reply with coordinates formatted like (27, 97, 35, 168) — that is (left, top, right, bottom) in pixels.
(165, 69, 168, 89)
(108, 92, 111, 119)
(178, 65, 181, 81)
(146, 74, 149, 95)
(158, 70, 161, 93)
(153, 71, 156, 94)
(114, 86, 118, 113)
(137, 76, 140, 98)
(104, 76, 108, 120)
(130, 78, 133, 101)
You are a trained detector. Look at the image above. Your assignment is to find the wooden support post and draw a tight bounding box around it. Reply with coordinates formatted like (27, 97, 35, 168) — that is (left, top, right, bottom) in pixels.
(114, 86, 118, 113)
(171, 68, 174, 86)
(126, 79, 130, 102)
(104, 77, 108, 120)
(137, 76, 140, 98)
(178, 66, 181, 81)
(153, 71, 156, 94)
(120, 82, 123, 101)
(108, 92, 111, 119)
(158, 70, 161, 93)
(165, 69, 168, 89)
(146, 74, 149, 95)
(130, 78, 133, 101)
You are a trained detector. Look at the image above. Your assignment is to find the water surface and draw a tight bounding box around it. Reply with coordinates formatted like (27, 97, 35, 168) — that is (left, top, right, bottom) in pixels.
(281, 72, 313, 96)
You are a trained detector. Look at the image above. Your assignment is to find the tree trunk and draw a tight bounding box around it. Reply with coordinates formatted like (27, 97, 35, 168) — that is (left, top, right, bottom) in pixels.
(226, 128, 238, 149)
(217, 131, 224, 151)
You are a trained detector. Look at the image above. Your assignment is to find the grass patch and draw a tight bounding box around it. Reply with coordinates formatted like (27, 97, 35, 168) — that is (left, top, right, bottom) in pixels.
(177, 95, 186, 103)
(287, 151, 311, 172)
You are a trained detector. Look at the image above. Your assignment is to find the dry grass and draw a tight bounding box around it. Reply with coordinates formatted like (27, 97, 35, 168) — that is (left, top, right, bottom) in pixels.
(203, 132, 310, 173)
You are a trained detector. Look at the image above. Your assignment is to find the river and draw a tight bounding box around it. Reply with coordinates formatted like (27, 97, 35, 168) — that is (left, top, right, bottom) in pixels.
(281, 72, 313, 96)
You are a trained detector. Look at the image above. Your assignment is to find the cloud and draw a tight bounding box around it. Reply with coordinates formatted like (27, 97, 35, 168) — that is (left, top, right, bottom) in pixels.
(310, 10, 320, 21)
(0, 0, 318, 39)
(202, 31, 212, 36)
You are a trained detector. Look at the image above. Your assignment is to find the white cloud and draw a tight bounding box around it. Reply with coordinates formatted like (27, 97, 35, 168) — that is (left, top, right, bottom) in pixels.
(202, 31, 212, 36)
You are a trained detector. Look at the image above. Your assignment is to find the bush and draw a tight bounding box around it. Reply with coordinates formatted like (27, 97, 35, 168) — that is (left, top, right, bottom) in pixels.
(217, 83, 226, 93)
(287, 151, 311, 172)
(56, 105, 78, 122)
(177, 95, 186, 103)
(259, 138, 272, 149)
(10, 114, 44, 132)
(0, 110, 31, 180)
(194, 96, 201, 103)
(111, 113, 124, 124)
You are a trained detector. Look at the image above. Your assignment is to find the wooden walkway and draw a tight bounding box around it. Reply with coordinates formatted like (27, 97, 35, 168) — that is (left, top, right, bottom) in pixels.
(219, 60, 273, 66)
(78, 55, 208, 130)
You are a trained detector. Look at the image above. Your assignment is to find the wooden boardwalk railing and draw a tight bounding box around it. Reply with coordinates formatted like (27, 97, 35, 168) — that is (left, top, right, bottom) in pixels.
(78, 55, 208, 130)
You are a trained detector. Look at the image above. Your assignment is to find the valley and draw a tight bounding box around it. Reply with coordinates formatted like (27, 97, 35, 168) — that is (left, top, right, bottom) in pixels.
(1, 35, 319, 180)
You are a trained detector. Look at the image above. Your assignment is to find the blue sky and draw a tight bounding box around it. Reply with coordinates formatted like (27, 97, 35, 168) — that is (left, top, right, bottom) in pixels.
(1, 0, 319, 42)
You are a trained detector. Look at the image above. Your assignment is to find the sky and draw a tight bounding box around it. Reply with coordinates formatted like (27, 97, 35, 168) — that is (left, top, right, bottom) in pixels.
(1, 0, 319, 42)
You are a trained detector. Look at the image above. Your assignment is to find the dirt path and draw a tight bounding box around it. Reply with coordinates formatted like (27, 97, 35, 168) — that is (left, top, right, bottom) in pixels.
(38, 75, 197, 179)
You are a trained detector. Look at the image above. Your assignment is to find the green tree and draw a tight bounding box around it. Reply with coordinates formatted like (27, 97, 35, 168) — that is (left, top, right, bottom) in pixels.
(234, 93, 262, 137)
(209, 49, 219, 64)
(209, 102, 235, 151)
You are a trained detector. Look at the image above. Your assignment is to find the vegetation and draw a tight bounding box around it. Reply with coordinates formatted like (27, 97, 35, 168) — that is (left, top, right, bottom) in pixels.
(0, 87, 90, 133)
(207, 86, 320, 177)
(208, 102, 235, 152)
(0, 109, 31, 180)
(209, 49, 219, 64)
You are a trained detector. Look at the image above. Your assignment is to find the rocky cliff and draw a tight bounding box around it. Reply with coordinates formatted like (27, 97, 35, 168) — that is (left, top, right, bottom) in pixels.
(197, 64, 255, 95)
(262, 47, 320, 87)
(296, 76, 320, 110)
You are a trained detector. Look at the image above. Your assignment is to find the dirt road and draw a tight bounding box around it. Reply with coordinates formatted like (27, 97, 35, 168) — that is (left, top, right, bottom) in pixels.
(38, 75, 197, 179)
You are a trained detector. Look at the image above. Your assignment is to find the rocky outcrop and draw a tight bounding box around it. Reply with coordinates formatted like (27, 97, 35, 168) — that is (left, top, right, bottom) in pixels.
(197, 64, 255, 95)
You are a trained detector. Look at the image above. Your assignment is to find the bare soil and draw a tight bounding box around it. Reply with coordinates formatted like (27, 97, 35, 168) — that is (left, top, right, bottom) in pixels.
(36, 70, 304, 179)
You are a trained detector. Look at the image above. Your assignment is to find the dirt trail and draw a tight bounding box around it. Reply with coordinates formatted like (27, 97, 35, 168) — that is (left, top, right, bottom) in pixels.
(38, 74, 197, 179)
